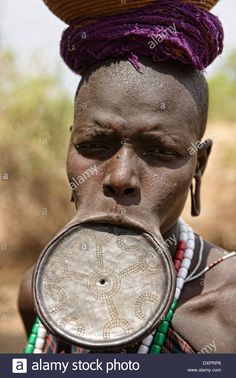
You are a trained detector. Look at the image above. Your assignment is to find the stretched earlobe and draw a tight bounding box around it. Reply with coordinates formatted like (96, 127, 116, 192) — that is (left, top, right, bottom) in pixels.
(190, 170, 201, 217)
(70, 192, 78, 209)
(190, 139, 212, 217)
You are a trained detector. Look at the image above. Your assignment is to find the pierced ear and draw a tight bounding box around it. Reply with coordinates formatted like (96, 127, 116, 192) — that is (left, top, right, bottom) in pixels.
(196, 138, 213, 177)
(70, 192, 78, 209)
(191, 138, 213, 217)
(190, 171, 201, 216)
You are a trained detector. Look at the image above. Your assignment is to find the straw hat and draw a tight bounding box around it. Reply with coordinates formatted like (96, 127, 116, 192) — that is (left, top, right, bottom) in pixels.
(43, 0, 219, 25)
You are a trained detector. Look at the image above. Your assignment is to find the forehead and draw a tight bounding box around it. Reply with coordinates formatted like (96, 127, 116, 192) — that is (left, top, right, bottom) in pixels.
(75, 61, 199, 137)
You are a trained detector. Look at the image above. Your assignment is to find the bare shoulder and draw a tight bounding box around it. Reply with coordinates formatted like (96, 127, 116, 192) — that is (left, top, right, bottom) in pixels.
(173, 240, 236, 352)
(194, 239, 236, 304)
(202, 240, 236, 288)
(180, 241, 236, 301)
(206, 242, 236, 319)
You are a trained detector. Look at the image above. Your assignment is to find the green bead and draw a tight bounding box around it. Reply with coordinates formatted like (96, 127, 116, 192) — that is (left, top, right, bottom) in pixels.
(150, 345, 162, 354)
(154, 332, 165, 346)
(171, 298, 177, 311)
(31, 323, 39, 334)
(158, 321, 169, 334)
(165, 309, 174, 322)
(28, 333, 37, 345)
(24, 318, 41, 354)
(24, 344, 35, 354)
(30, 318, 40, 334)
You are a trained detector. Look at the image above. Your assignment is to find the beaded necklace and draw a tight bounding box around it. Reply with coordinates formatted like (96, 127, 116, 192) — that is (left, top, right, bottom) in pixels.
(24, 318, 47, 354)
(138, 218, 195, 354)
(24, 219, 195, 354)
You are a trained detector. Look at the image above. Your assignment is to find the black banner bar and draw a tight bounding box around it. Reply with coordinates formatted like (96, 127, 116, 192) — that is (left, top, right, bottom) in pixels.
(0, 354, 236, 378)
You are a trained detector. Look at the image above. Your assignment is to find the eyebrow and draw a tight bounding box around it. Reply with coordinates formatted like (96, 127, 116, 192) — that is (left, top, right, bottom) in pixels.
(75, 120, 116, 136)
(140, 124, 178, 135)
(76, 120, 168, 134)
(74, 121, 192, 147)
(74, 126, 114, 137)
(140, 129, 192, 149)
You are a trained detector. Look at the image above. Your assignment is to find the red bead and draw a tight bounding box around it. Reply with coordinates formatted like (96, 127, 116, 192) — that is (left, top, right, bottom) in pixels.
(175, 250, 185, 261)
(174, 260, 181, 271)
(177, 241, 186, 251)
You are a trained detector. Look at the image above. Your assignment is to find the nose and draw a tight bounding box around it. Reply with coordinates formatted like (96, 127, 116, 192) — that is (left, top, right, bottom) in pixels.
(103, 147, 140, 199)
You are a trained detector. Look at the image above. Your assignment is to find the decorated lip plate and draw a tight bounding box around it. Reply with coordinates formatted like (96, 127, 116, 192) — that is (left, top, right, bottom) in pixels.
(43, 0, 219, 25)
(33, 223, 176, 351)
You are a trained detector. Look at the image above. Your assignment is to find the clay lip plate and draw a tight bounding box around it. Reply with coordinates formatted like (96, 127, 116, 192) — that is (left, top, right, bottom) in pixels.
(33, 223, 175, 351)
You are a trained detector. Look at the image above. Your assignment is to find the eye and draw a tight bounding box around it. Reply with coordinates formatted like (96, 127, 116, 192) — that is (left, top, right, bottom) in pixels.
(143, 146, 177, 158)
(74, 142, 111, 160)
(75, 142, 108, 151)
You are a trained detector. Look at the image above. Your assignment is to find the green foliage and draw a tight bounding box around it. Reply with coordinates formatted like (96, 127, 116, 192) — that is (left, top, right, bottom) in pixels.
(208, 50, 236, 122)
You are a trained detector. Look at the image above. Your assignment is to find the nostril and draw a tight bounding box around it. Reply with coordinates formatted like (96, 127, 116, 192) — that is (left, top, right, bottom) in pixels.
(104, 184, 139, 197)
(105, 185, 116, 196)
(124, 188, 135, 196)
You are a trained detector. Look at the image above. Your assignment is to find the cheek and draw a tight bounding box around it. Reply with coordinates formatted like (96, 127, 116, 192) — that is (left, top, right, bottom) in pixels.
(67, 144, 93, 180)
(148, 160, 196, 214)
(67, 146, 77, 181)
(66, 145, 103, 204)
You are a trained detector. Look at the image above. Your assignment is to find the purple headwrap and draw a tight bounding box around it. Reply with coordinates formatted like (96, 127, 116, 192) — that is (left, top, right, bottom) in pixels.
(60, 0, 224, 74)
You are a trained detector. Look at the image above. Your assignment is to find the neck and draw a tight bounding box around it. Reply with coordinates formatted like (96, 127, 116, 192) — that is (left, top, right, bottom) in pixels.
(162, 221, 180, 259)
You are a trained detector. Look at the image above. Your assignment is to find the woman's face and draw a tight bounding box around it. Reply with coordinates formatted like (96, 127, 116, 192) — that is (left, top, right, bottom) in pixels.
(67, 60, 205, 234)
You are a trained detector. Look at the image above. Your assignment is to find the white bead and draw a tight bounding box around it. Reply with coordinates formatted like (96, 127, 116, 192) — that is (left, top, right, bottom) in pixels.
(186, 240, 195, 249)
(187, 233, 195, 241)
(35, 338, 45, 349)
(182, 258, 191, 269)
(142, 335, 153, 347)
(185, 248, 194, 259)
(180, 225, 188, 233)
(178, 267, 188, 279)
(175, 287, 181, 300)
(177, 277, 185, 289)
(138, 344, 149, 354)
(33, 348, 43, 354)
(37, 328, 47, 338)
(179, 232, 188, 241)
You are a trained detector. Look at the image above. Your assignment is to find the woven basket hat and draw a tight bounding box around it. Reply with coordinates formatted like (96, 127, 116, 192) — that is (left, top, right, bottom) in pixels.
(43, 0, 219, 24)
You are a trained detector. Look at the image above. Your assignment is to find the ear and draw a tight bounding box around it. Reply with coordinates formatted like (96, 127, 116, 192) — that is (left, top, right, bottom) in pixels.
(70, 191, 78, 209)
(195, 138, 213, 177)
(191, 139, 213, 216)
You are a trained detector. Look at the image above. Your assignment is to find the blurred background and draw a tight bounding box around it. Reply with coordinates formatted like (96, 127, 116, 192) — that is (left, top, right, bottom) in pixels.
(0, 0, 235, 353)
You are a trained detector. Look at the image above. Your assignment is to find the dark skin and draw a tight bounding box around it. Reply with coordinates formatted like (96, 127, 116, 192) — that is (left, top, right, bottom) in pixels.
(19, 59, 236, 352)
